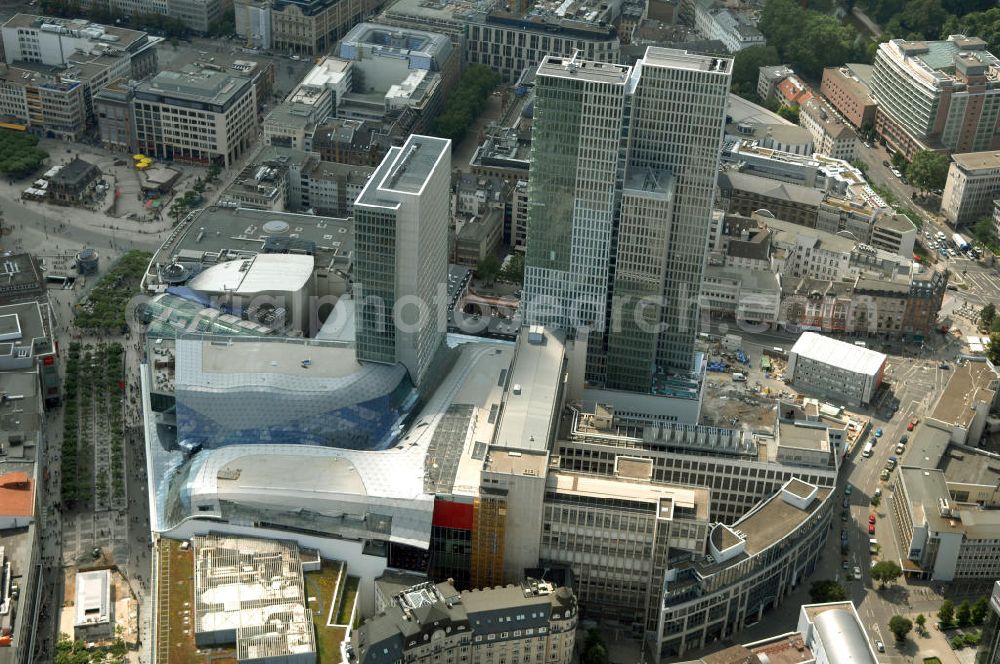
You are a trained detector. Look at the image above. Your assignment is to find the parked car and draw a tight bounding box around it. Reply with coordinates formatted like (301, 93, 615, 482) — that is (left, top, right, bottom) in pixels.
(869, 514, 876, 524)
(842, 559, 850, 570)
(907, 420, 916, 431)
(845, 484, 853, 495)
(875, 641, 885, 653)
(875, 428, 883, 438)
(900, 434, 909, 443)
(874, 487, 882, 498)
(896, 444, 905, 454)
(854, 565, 862, 580)
(868, 523, 876, 535)
(843, 497, 850, 508)
(880, 469, 890, 481)
(842, 509, 849, 521)
(939, 362, 950, 369)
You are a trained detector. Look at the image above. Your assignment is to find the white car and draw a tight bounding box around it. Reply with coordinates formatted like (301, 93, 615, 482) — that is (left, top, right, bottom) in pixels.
(853, 565, 862, 580)
(875, 640, 885, 653)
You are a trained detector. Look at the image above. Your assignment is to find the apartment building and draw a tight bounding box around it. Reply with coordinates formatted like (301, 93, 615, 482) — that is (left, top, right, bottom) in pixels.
(871, 35, 1000, 158)
(942, 150, 1000, 227)
(757, 64, 793, 105)
(787, 332, 886, 406)
(132, 67, 258, 167)
(235, 0, 383, 55)
(820, 64, 877, 129)
(799, 97, 857, 161)
(0, 64, 87, 139)
(692, 0, 764, 53)
(349, 580, 578, 664)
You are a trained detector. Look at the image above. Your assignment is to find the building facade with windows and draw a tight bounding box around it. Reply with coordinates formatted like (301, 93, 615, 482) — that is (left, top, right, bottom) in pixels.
(353, 134, 450, 386)
(524, 48, 732, 392)
(942, 150, 1000, 227)
(349, 580, 578, 664)
(132, 67, 258, 167)
(870, 36, 1000, 158)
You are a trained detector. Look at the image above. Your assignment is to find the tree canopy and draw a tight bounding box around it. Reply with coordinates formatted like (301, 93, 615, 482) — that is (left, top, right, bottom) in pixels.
(871, 560, 902, 587)
(431, 65, 500, 143)
(758, 0, 864, 79)
(906, 150, 949, 192)
(730, 45, 781, 101)
(938, 599, 955, 626)
(860, 0, 1000, 47)
(809, 580, 847, 603)
(0, 130, 47, 179)
(981, 304, 997, 329)
(888, 615, 912, 641)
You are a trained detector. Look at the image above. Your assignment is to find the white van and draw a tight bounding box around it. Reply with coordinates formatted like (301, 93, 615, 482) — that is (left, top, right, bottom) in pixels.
(732, 373, 747, 382)
(862, 442, 874, 458)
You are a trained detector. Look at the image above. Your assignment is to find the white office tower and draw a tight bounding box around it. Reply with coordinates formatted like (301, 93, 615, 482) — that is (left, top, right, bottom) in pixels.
(354, 134, 451, 387)
(523, 48, 732, 392)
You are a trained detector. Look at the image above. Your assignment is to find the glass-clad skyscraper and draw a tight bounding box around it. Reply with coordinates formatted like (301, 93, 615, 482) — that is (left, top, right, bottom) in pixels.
(523, 47, 732, 392)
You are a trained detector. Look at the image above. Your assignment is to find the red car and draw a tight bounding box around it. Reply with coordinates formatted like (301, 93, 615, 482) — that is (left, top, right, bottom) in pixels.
(869, 523, 876, 535)
(907, 421, 915, 431)
(869, 514, 876, 524)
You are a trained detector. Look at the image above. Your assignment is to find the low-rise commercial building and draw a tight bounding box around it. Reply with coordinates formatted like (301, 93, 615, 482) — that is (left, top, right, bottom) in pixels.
(700, 266, 780, 323)
(787, 332, 886, 406)
(46, 157, 101, 206)
(820, 65, 877, 130)
(0, 63, 87, 139)
(942, 150, 1000, 227)
(349, 580, 577, 664)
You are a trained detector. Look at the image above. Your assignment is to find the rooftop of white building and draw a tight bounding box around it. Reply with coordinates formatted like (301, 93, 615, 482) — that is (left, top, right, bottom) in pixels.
(790, 332, 887, 376)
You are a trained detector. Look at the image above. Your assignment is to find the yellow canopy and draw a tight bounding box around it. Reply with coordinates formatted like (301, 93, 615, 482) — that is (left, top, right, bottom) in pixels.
(133, 154, 145, 160)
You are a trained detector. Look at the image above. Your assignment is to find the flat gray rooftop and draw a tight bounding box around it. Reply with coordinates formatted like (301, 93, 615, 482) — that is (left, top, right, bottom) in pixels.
(736, 486, 830, 556)
(938, 447, 1000, 488)
(138, 68, 251, 105)
(357, 135, 450, 207)
(493, 328, 565, 453)
(537, 55, 631, 84)
(150, 207, 352, 279)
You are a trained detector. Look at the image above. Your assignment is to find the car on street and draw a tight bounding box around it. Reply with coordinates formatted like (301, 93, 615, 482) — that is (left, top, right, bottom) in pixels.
(842, 559, 850, 570)
(896, 444, 905, 454)
(880, 469, 890, 481)
(901, 433, 909, 443)
(854, 565, 862, 580)
(845, 484, 853, 495)
(875, 428, 883, 437)
(907, 420, 916, 431)
(843, 497, 850, 508)
(868, 523, 876, 534)
(869, 514, 876, 524)
(874, 487, 882, 498)
(841, 528, 849, 540)
(939, 363, 950, 370)
(875, 641, 885, 653)
(842, 509, 849, 521)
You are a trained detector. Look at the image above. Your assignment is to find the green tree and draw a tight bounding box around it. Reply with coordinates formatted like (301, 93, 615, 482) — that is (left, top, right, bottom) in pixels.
(906, 150, 950, 192)
(973, 595, 990, 624)
(939, 599, 955, 626)
(499, 253, 525, 284)
(809, 580, 847, 603)
(759, 0, 805, 59)
(889, 615, 913, 641)
(431, 64, 500, 143)
(971, 217, 999, 253)
(0, 130, 48, 179)
(915, 613, 927, 633)
(582, 630, 609, 664)
(476, 255, 501, 285)
(730, 44, 781, 100)
(981, 304, 997, 329)
(883, 0, 949, 40)
(944, 8, 1000, 56)
(777, 104, 800, 124)
(871, 560, 903, 587)
(891, 151, 909, 172)
(957, 600, 972, 626)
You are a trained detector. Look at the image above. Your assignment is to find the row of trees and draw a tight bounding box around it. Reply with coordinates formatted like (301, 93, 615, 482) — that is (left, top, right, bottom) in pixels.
(938, 596, 992, 629)
(0, 130, 48, 180)
(74, 251, 153, 331)
(475, 253, 524, 286)
(430, 65, 500, 143)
